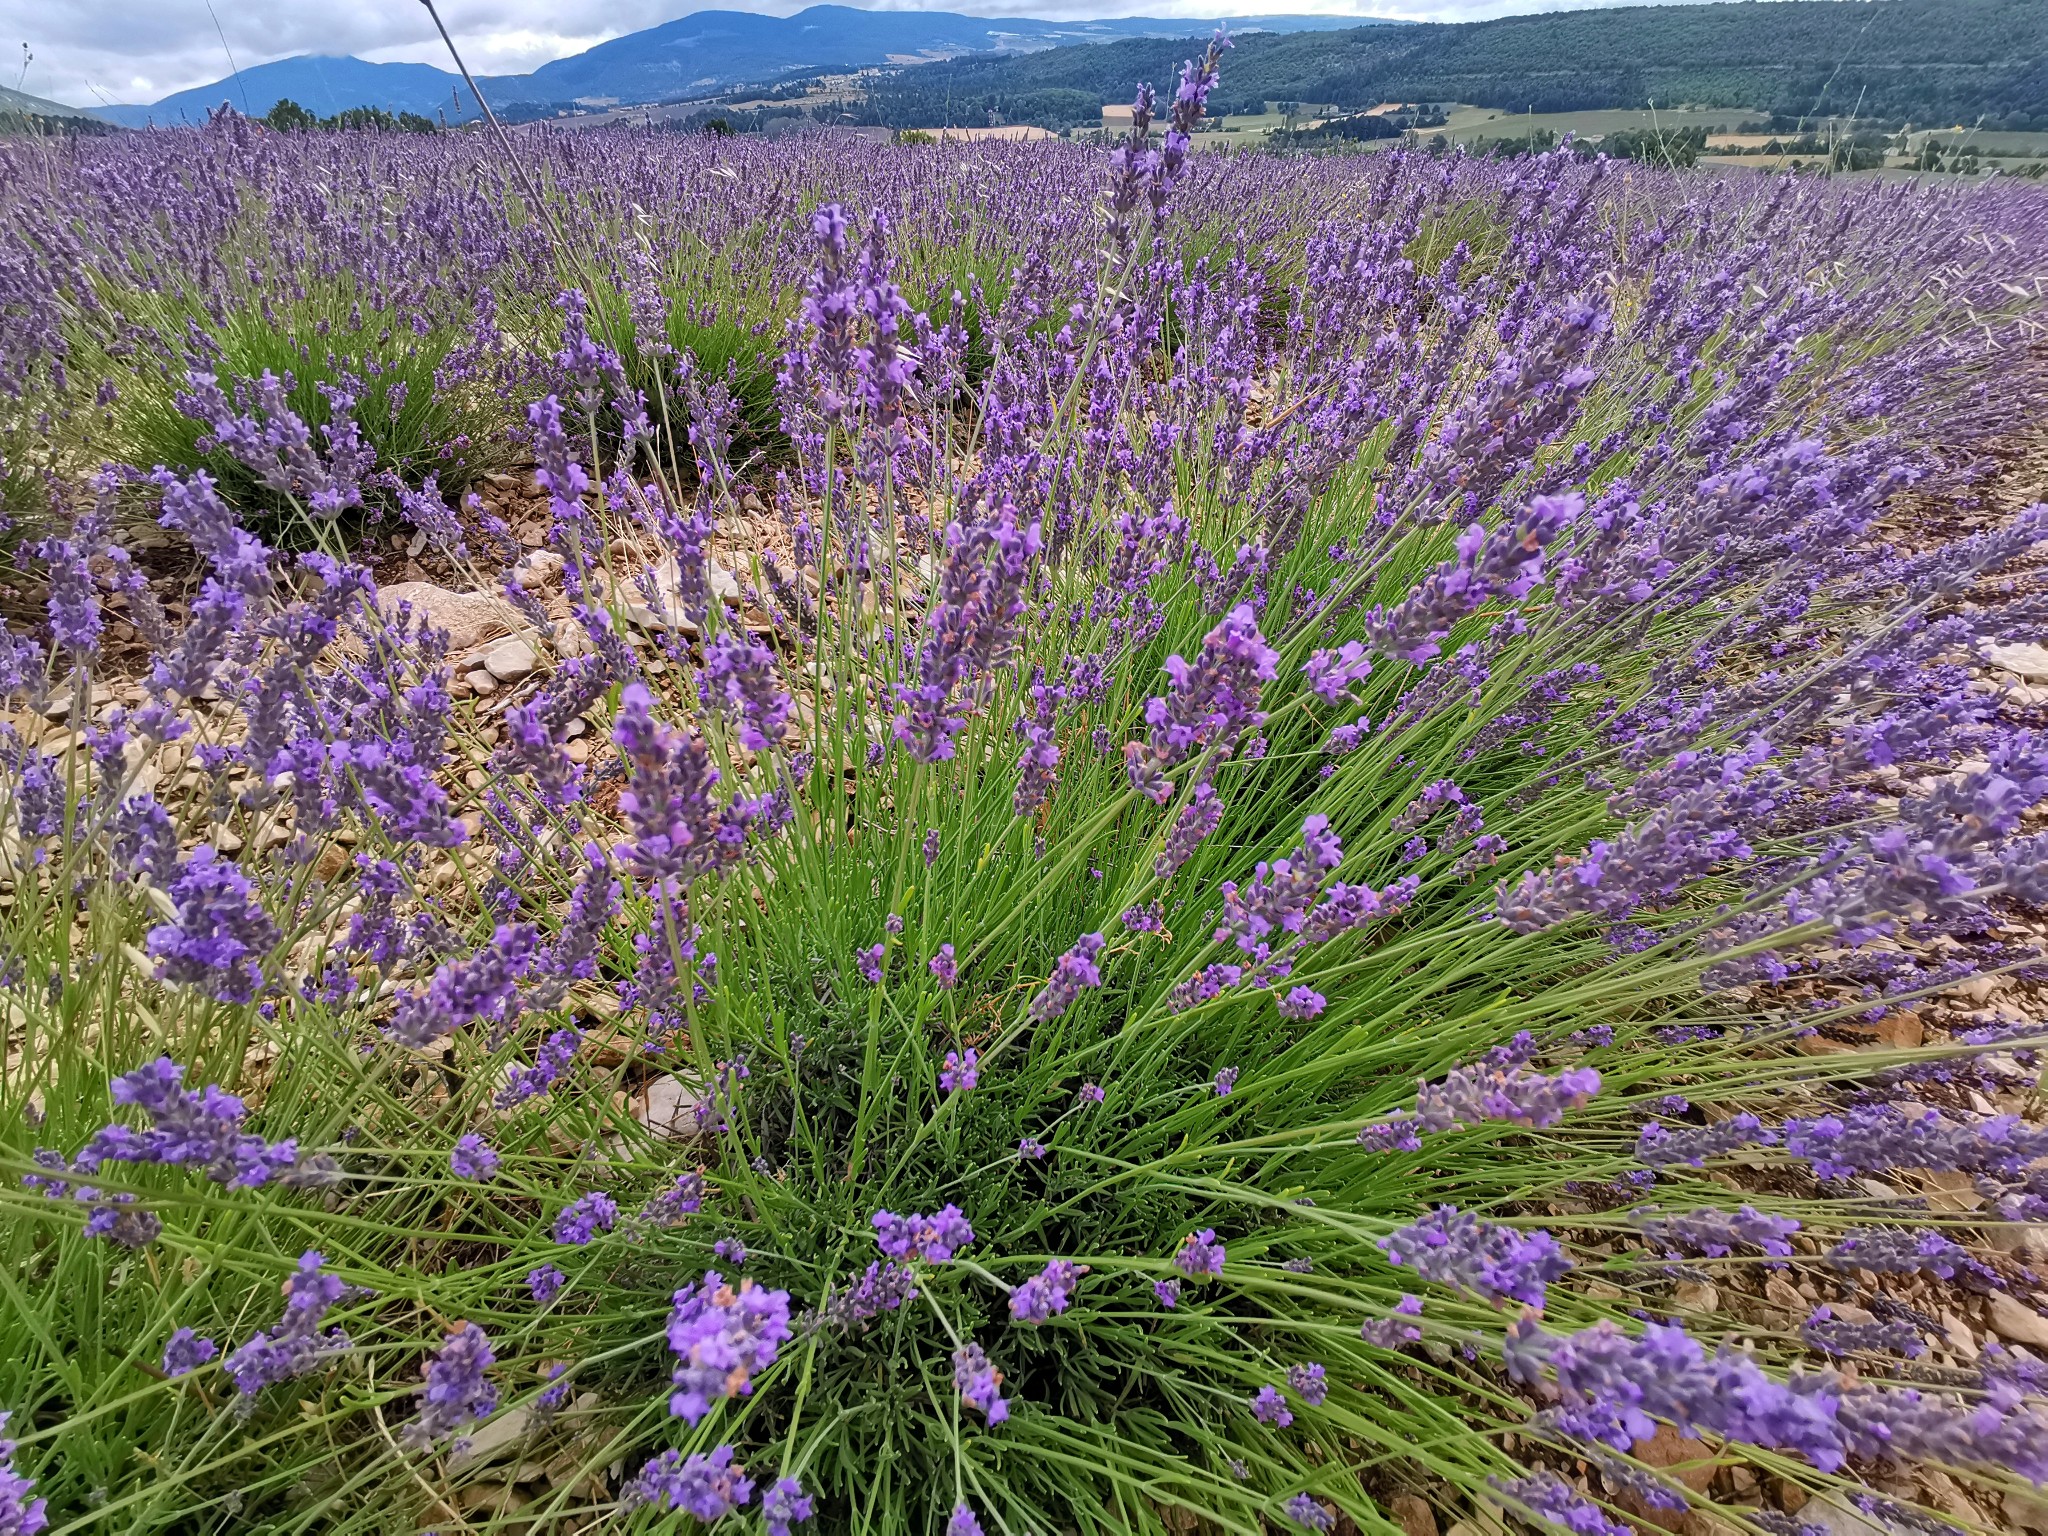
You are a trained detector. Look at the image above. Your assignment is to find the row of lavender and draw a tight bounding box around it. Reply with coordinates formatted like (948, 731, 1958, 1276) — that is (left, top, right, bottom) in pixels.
(3, 74, 2048, 1536)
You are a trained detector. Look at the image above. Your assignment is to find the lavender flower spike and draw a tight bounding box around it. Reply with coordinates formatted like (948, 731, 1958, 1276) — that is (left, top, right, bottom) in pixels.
(223, 1251, 353, 1397)
(1028, 932, 1106, 1022)
(1379, 1206, 1571, 1309)
(404, 1321, 498, 1449)
(953, 1342, 1010, 1423)
(1414, 1047, 1601, 1133)
(1009, 1260, 1087, 1324)
(666, 1270, 793, 1425)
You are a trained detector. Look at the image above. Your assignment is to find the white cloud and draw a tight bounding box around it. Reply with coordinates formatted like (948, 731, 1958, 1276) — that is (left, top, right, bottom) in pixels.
(25, 0, 1743, 109)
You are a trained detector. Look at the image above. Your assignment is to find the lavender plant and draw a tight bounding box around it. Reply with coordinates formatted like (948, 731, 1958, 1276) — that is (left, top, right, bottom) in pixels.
(2, 70, 2048, 1536)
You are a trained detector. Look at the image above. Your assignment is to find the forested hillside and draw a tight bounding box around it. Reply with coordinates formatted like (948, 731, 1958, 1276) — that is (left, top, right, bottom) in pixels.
(856, 0, 2048, 129)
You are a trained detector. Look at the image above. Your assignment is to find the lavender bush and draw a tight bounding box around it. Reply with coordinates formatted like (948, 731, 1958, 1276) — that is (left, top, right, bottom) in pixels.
(4, 53, 2048, 1536)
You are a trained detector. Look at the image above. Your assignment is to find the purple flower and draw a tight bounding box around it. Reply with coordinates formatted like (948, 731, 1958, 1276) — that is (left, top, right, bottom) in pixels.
(1784, 1103, 2048, 1183)
(820, 1262, 920, 1330)
(1213, 1067, 1240, 1096)
(1631, 1205, 1799, 1258)
(1635, 1113, 1776, 1169)
(1015, 721, 1061, 819)
(922, 828, 942, 866)
(893, 502, 1042, 761)
(223, 1251, 352, 1397)
(161, 1328, 217, 1377)
(940, 1049, 979, 1094)
(1285, 1494, 1336, 1532)
(762, 1476, 815, 1535)
(1028, 933, 1106, 1023)
(1379, 1206, 1571, 1309)
(929, 943, 959, 989)
(1125, 604, 1276, 800)
(497, 1029, 581, 1109)
(1174, 1228, 1225, 1278)
(552, 1192, 618, 1246)
(144, 847, 278, 1005)
(1826, 1227, 1998, 1287)
(624, 1445, 754, 1520)
(1287, 1362, 1328, 1407)
(1489, 1472, 1632, 1536)
(666, 1270, 793, 1424)
(1214, 815, 1346, 954)
(1157, 783, 1224, 880)
(1079, 1082, 1105, 1104)
(1018, 1137, 1047, 1160)
(36, 521, 104, 659)
(1801, 1306, 1924, 1359)
(0, 1412, 47, 1536)
(1277, 987, 1326, 1020)
(948, 1504, 985, 1536)
(713, 1238, 748, 1266)
(527, 1265, 566, 1304)
(1360, 1294, 1424, 1348)
(1121, 903, 1164, 934)
(1009, 1260, 1087, 1324)
(1503, 1314, 1849, 1471)
(1305, 640, 1371, 701)
(386, 924, 537, 1050)
(404, 1321, 497, 1449)
(1153, 1278, 1182, 1308)
(953, 1343, 1009, 1423)
(1251, 1384, 1293, 1426)
(1358, 1119, 1424, 1153)
(82, 1057, 299, 1189)
(641, 1170, 708, 1228)
(613, 683, 772, 887)
(857, 942, 885, 984)
(702, 630, 791, 751)
(449, 1134, 499, 1181)
(1414, 1046, 1601, 1133)
(871, 1205, 975, 1262)
(535, 1363, 573, 1416)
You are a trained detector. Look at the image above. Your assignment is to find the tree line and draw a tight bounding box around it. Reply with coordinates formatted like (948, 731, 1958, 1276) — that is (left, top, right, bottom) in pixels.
(855, 0, 2048, 132)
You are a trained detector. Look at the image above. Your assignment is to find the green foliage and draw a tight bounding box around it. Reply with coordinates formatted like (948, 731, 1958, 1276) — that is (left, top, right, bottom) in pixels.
(71, 278, 506, 527)
(263, 98, 318, 132)
(856, 0, 2048, 132)
(263, 98, 440, 134)
(1587, 125, 1707, 167)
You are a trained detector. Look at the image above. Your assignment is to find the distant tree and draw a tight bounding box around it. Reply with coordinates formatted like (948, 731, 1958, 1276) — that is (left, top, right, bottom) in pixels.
(703, 116, 735, 136)
(264, 98, 317, 132)
(1597, 125, 1706, 167)
(396, 110, 438, 134)
(328, 105, 398, 132)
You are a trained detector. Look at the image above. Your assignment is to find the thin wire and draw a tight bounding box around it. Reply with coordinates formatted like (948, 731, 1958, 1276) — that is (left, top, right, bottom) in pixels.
(201, 0, 251, 116)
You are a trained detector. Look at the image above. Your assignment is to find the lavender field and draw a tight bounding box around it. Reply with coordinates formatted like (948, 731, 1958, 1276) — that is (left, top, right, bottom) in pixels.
(5, 49, 2048, 1536)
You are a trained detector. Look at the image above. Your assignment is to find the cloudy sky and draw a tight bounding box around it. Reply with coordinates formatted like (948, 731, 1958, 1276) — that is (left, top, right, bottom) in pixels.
(26, 0, 1732, 109)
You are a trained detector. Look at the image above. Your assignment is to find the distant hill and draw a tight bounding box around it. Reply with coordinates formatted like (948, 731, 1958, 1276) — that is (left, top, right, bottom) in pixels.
(501, 7, 1387, 106)
(859, 0, 2048, 131)
(1, 84, 111, 124)
(99, 57, 484, 128)
(96, 7, 1392, 127)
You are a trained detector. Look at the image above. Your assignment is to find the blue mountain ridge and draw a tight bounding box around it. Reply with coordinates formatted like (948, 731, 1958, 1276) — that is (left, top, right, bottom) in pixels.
(99, 6, 1396, 126)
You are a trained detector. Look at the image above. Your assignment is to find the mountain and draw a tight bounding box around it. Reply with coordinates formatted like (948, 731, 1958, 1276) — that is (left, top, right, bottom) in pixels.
(1, 84, 109, 122)
(96, 8, 1393, 126)
(859, 0, 2048, 129)
(99, 56, 481, 127)
(503, 8, 1390, 105)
